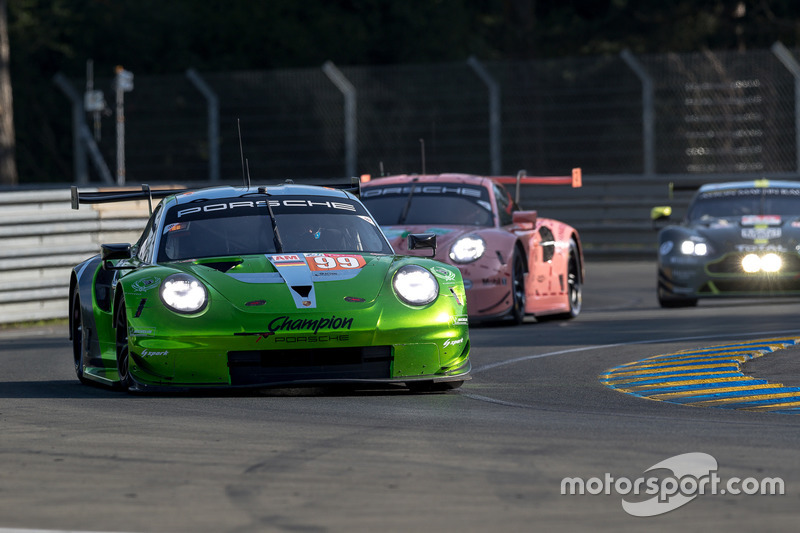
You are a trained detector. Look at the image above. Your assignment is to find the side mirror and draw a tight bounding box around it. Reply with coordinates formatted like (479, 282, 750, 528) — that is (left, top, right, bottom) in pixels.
(408, 233, 436, 257)
(101, 243, 134, 270)
(651, 206, 672, 229)
(512, 210, 537, 230)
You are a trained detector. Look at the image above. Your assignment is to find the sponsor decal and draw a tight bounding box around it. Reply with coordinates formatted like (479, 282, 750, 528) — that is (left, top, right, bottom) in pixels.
(741, 215, 781, 226)
(451, 315, 469, 326)
(735, 244, 787, 252)
(176, 200, 357, 218)
(443, 337, 465, 348)
(274, 334, 350, 343)
(141, 349, 169, 357)
(306, 254, 366, 271)
(431, 266, 456, 281)
(741, 227, 781, 240)
(272, 254, 306, 267)
(268, 315, 354, 335)
(363, 185, 483, 198)
(132, 329, 155, 337)
(132, 277, 160, 292)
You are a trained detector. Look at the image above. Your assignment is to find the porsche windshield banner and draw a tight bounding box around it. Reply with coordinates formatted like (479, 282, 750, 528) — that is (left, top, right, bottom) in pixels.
(167, 195, 366, 222)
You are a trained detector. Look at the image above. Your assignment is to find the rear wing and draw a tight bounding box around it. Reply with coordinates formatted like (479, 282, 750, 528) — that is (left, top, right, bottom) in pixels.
(324, 176, 362, 198)
(71, 184, 189, 214)
(492, 168, 582, 204)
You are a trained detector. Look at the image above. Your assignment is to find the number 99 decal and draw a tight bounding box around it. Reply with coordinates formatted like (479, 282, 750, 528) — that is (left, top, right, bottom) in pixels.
(307, 254, 366, 271)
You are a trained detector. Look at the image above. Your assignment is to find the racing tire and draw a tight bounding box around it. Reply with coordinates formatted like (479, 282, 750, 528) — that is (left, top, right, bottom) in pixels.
(657, 283, 698, 308)
(508, 250, 526, 325)
(114, 297, 135, 391)
(407, 380, 464, 392)
(71, 294, 89, 384)
(542, 241, 582, 320)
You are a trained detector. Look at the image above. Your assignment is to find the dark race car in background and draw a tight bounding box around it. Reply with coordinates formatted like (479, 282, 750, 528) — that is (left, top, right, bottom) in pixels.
(361, 170, 584, 324)
(652, 179, 800, 307)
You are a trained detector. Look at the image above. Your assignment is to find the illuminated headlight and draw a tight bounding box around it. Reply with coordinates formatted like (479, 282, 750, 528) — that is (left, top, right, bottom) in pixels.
(680, 240, 708, 256)
(160, 273, 208, 313)
(762, 253, 782, 273)
(393, 265, 439, 306)
(449, 235, 486, 263)
(741, 254, 761, 273)
(742, 253, 782, 273)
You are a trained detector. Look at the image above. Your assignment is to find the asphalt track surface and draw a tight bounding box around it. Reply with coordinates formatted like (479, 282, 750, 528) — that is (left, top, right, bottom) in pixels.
(2, 260, 800, 533)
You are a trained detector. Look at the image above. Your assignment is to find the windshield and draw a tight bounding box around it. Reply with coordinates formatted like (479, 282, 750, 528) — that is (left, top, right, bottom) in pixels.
(157, 195, 392, 261)
(688, 187, 800, 222)
(362, 182, 494, 227)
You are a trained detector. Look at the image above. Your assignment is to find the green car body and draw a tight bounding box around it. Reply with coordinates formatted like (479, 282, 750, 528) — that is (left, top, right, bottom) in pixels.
(69, 183, 470, 392)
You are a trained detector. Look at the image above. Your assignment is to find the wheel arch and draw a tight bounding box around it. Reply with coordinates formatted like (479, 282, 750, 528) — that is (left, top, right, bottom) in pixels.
(68, 273, 78, 341)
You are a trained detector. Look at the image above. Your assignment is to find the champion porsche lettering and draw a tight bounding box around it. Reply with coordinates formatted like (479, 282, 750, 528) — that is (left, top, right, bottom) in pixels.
(68, 181, 470, 392)
(653, 179, 800, 306)
(267, 315, 354, 335)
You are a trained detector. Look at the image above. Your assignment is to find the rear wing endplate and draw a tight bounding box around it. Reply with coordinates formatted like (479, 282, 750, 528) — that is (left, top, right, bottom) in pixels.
(325, 176, 362, 198)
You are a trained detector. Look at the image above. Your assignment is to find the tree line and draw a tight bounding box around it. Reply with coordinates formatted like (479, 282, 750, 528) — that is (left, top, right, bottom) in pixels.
(2, 0, 800, 185)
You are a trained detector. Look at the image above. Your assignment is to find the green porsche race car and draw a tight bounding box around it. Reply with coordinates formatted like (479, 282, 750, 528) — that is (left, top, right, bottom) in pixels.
(68, 181, 470, 392)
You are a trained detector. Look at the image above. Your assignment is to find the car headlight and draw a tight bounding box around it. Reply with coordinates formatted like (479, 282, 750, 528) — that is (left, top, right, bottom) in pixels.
(449, 235, 486, 263)
(393, 265, 439, 306)
(742, 253, 782, 273)
(679, 240, 708, 256)
(160, 273, 208, 313)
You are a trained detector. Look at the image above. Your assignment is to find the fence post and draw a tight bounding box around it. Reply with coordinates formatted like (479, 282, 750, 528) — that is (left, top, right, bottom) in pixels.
(53, 73, 89, 185)
(620, 49, 656, 177)
(186, 68, 220, 182)
(771, 42, 800, 175)
(467, 56, 502, 175)
(322, 61, 357, 177)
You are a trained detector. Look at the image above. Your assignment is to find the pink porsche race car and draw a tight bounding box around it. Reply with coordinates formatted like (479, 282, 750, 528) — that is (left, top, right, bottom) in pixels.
(361, 170, 584, 324)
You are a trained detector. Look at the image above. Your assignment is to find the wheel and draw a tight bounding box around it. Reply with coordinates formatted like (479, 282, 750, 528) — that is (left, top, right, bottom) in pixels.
(407, 380, 463, 392)
(70, 294, 89, 384)
(508, 250, 526, 325)
(543, 241, 582, 320)
(114, 297, 135, 391)
(657, 282, 698, 308)
(563, 242, 582, 318)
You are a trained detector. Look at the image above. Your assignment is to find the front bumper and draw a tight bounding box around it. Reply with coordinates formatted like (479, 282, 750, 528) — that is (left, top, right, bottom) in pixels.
(659, 251, 800, 298)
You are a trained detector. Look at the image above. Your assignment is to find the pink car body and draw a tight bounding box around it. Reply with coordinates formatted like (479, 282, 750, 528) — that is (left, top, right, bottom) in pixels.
(361, 172, 584, 324)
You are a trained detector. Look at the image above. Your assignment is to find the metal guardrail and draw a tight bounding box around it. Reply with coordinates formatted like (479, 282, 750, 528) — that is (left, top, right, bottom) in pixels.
(0, 188, 150, 324)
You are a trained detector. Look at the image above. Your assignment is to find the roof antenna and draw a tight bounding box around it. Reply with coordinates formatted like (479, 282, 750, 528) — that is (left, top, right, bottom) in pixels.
(237, 119, 250, 188)
(419, 138, 426, 174)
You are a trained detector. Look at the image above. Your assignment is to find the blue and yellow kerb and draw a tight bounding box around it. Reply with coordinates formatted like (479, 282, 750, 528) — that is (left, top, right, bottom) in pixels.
(599, 338, 800, 414)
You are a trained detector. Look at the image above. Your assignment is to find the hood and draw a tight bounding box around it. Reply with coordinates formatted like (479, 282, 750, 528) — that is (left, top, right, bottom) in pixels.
(381, 224, 487, 256)
(691, 215, 800, 252)
(167, 253, 395, 312)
